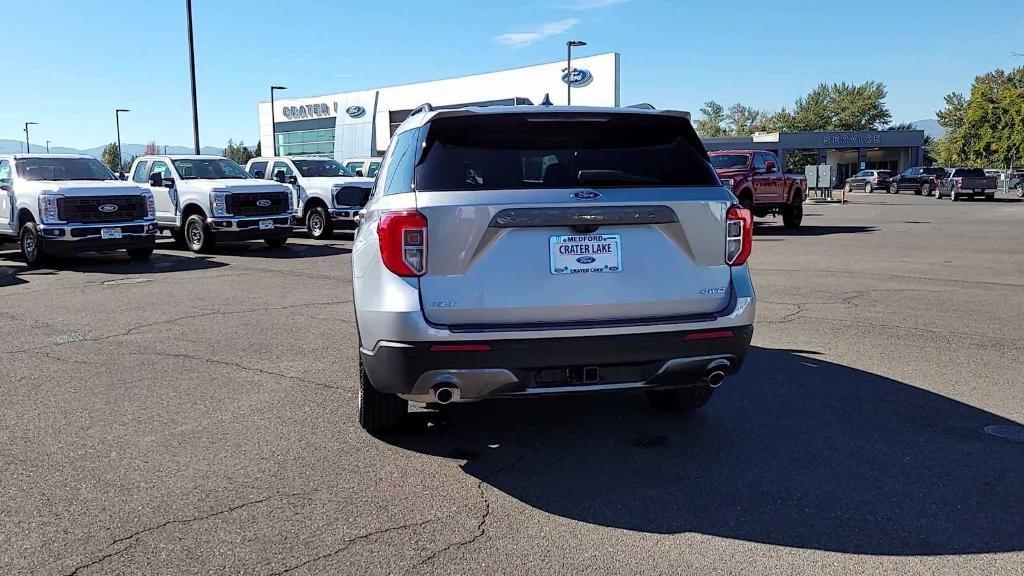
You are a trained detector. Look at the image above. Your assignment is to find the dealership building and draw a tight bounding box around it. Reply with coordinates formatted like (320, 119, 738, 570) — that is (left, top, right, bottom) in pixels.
(258, 51, 925, 185)
(258, 52, 621, 161)
(702, 130, 926, 184)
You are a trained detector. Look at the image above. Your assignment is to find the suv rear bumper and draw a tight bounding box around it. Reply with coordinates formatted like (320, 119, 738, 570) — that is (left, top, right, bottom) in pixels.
(360, 325, 753, 400)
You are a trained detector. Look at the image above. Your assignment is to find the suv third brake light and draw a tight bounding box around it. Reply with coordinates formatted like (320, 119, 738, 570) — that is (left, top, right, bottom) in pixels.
(378, 211, 427, 277)
(726, 206, 752, 266)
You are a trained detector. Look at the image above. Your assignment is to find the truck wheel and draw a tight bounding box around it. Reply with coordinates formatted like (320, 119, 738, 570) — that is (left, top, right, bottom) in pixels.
(782, 194, 803, 228)
(865, 183, 873, 194)
(357, 359, 408, 435)
(737, 190, 754, 211)
(985, 194, 995, 201)
(843, 183, 851, 194)
(19, 222, 52, 268)
(934, 187, 943, 199)
(127, 247, 154, 261)
(646, 386, 714, 412)
(264, 237, 288, 249)
(919, 184, 929, 196)
(184, 214, 215, 253)
(1016, 184, 1024, 198)
(951, 189, 959, 202)
(890, 184, 899, 194)
(305, 205, 333, 240)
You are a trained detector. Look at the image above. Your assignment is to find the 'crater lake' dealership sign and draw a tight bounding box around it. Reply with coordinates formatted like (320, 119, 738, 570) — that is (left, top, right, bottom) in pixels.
(282, 102, 335, 119)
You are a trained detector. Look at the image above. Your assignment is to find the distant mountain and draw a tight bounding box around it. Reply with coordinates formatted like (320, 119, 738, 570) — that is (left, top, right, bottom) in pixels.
(912, 119, 945, 140)
(0, 139, 224, 157)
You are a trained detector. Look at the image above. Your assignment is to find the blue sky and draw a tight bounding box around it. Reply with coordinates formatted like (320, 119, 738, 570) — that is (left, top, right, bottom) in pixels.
(2, 0, 1021, 149)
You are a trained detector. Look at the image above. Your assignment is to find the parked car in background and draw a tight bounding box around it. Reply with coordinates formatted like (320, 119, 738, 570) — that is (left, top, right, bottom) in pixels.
(888, 166, 947, 195)
(0, 154, 157, 267)
(843, 170, 892, 193)
(128, 155, 293, 252)
(935, 167, 998, 201)
(709, 150, 806, 228)
(246, 156, 374, 239)
(353, 104, 755, 434)
(342, 157, 382, 178)
(1005, 170, 1024, 197)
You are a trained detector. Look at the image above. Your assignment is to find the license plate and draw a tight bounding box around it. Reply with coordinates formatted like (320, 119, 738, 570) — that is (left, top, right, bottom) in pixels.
(100, 228, 122, 240)
(259, 220, 274, 231)
(550, 234, 621, 275)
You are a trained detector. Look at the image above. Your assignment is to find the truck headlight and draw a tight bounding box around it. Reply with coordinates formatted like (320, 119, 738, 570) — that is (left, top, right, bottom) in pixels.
(38, 194, 64, 224)
(210, 190, 230, 217)
(143, 192, 156, 219)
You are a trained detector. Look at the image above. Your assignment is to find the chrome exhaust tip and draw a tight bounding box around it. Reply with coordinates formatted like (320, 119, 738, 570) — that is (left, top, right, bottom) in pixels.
(705, 370, 726, 388)
(432, 385, 459, 405)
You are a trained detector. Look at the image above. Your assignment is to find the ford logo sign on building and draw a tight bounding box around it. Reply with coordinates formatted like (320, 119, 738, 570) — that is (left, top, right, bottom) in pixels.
(98, 204, 118, 213)
(561, 68, 593, 88)
(256, 199, 272, 207)
(345, 105, 366, 118)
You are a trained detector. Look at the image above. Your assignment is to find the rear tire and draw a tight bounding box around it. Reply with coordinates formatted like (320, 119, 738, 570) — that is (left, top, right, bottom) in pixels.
(737, 190, 754, 212)
(264, 237, 288, 249)
(844, 183, 851, 194)
(184, 214, 215, 253)
(646, 386, 715, 412)
(782, 193, 803, 228)
(1016, 184, 1023, 198)
(358, 360, 408, 435)
(920, 184, 929, 196)
(891, 184, 900, 194)
(865, 183, 873, 194)
(305, 205, 333, 240)
(127, 247, 154, 261)
(19, 222, 51, 269)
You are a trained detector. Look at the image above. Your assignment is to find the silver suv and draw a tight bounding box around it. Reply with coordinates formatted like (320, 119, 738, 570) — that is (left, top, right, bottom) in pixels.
(352, 104, 756, 434)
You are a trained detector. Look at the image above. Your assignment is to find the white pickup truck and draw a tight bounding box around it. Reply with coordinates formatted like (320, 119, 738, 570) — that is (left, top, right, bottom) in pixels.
(0, 154, 158, 267)
(245, 156, 374, 239)
(127, 155, 294, 252)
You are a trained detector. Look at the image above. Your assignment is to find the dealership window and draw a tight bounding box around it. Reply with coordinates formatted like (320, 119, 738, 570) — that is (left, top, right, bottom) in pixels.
(275, 128, 335, 156)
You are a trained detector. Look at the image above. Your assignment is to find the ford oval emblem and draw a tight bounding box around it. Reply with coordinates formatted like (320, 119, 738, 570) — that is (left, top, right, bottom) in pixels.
(576, 256, 596, 264)
(256, 199, 272, 207)
(98, 204, 118, 213)
(561, 68, 593, 87)
(571, 190, 601, 200)
(346, 105, 366, 118)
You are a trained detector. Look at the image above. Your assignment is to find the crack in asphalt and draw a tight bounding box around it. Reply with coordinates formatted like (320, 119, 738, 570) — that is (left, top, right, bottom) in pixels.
(61, 493, 297, 576)
(404, 452, 529, 574)
(265, 517, 439, 576)
(131, 351, 343, 390)
(0, 300, 353, 357)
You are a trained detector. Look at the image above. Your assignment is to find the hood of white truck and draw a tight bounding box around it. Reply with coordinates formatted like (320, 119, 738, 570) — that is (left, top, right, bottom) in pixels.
(20, 180, 150, 196)
(179, 179, 290, 194)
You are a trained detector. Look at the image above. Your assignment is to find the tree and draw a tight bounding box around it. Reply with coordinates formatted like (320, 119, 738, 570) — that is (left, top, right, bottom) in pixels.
(223, 139, 256, 165)
(101, 143, 122, 172)
(695, 101, 726, 137)
(724, 103, 764, 136)
(143, 141, 160, 155)
(934, 68, 1024, 168)
(254, 141, 262, 157)
(786, 81, 891, 132)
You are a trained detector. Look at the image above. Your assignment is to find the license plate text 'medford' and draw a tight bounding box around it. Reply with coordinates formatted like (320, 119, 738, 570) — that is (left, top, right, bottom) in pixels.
(550, 234, 622, 275)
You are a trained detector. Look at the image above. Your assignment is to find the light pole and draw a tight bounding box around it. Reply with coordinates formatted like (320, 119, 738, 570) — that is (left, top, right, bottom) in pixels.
(24, 122, 38, 153)
(45, 140, 51, 153)
(270, 85, 287, 156)
(185, 0, 200, 154)
(566, 40, 587, 106)
(115, 108, 130, 171)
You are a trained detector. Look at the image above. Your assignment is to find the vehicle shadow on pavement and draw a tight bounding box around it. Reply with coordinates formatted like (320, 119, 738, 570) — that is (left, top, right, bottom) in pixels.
(754, 224, 877, 236)
(384, 347, 1024, 556)
(0, 250, 229, 277)
(201, 242, 352, 259)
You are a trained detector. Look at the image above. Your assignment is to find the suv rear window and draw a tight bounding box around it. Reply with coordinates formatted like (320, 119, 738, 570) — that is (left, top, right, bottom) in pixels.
(416, 113, 718, 191)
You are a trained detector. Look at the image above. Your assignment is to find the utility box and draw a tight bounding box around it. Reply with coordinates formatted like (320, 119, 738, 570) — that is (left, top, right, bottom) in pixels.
(805, 164, 834, 189)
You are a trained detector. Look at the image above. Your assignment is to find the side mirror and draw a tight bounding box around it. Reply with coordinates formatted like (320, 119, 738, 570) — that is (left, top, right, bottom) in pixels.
(274, 170, 287, 183)
(288, 175, 298, 186)
(253, 170, 265, 179)
(355, 170, 364, 177)
(336, 186, 371, 207)
(148, 173, 164, 187)
(354, 210, 366, 226)
(765, 160, 777, 173)
(117, 171, 127, 181)
(0, 182, 11, 192)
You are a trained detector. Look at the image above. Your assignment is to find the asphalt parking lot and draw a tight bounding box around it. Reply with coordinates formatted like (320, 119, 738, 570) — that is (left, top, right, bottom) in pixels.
(3, 192, 1024, 575)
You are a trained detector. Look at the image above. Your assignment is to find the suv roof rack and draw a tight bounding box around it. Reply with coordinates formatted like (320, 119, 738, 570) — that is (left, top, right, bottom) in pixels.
(626, 103, 656, 110)
(408, 103, 434, 117)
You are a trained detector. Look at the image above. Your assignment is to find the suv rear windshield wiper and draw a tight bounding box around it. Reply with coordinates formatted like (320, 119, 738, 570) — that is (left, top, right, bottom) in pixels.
(577, 170, 660, 185)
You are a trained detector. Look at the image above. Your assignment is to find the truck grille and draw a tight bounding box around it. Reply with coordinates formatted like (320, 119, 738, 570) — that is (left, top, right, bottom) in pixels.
(57, 195, 146, 223)
(226, 192, 288, 216)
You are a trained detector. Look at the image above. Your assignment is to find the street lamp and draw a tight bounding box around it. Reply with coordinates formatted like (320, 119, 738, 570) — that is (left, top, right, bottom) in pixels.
(270, 85, 287, 156)
(115, 108, 130, 172)
(566, 40, 587, 106)
(45, 140, 51, 153)
(24, 122, 38, 153)
(185, 0, 200, 154)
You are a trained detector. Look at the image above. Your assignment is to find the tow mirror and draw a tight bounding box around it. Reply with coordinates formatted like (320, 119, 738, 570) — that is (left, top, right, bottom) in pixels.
(336, 186, 371, 207)
(148, 173, 164, 187)
(765, 160, 777, 173)
(274, 170, 287, 183)
(117, 171, 127, 181)
(253, 170, 265, 179)
(355, 169, 364, 177)
(288, 175, 298, 186)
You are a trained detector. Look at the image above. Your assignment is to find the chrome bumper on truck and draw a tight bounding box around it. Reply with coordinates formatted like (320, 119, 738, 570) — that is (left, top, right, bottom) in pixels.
(207, 214, 293, 240)
(38, 220, 158, 255)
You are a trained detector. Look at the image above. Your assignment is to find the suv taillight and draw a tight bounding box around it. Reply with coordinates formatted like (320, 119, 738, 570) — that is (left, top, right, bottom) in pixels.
(726, 206, 752, 266)
(378, 211, 427, 277)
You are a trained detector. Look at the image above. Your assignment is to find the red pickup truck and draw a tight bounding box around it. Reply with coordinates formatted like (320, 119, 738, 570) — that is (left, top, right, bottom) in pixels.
(710, 150, 806, 228)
